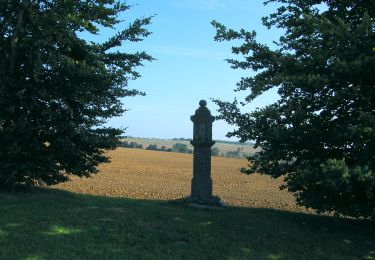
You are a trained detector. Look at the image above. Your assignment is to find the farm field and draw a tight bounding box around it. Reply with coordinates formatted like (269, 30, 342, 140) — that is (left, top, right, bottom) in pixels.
(55, 148, 305, 212)
(123, 137, 257, 156)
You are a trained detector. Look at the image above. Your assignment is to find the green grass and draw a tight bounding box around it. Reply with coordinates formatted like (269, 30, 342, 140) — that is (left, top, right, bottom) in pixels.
(0, 188, 374, 260)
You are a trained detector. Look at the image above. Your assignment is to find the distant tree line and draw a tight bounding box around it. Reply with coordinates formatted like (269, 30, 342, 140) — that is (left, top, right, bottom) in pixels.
(119, 141, 192, 154)
(120, 141, 144, 149)
(119, 141, 247, 158)
(172, 137, 191, 142)
(223, 147, 243, 158)
(171, 137, 254, 146)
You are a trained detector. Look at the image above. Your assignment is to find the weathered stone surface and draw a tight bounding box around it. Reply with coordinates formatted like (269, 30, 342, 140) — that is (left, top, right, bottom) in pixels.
(189, 100, 225, 208)
(191, 100, 215, 144)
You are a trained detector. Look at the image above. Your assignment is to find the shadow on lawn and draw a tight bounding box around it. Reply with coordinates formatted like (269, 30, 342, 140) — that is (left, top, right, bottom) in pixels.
(0, 187, 374, 260)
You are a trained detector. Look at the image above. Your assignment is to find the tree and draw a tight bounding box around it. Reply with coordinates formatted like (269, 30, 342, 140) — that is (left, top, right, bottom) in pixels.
(120, 141, 130, 148)
(146, 144, 158, 151)
(212, 0, 375, 218)
(211, 147, 220, 157)
(0, 1, 153, 187)
(226, 147, 243, 158)
(129, 142, 139, 148)
(173, 143, 189, 153)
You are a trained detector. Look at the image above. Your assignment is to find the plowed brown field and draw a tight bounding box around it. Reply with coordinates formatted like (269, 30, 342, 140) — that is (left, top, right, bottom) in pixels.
(54, 148, 310, 213)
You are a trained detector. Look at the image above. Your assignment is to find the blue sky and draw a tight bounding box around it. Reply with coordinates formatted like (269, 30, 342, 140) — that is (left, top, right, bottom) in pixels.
(95, 0, 282, 140)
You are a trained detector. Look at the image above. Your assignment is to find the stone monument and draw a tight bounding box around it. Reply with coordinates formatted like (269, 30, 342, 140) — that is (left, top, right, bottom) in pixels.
(187, 100, 225, 208)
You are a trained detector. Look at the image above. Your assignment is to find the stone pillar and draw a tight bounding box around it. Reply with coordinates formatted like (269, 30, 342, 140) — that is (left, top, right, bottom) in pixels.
(189, 100, 224, 208)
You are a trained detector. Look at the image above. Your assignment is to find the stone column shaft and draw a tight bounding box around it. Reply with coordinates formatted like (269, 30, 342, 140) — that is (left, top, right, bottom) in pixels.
(189, 100, 216, 205)
(191, 145, 212, 201)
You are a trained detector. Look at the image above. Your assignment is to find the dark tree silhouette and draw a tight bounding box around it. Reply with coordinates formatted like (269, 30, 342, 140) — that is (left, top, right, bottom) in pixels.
(212, 0, 375, 218)
(0, 1, 153, 187)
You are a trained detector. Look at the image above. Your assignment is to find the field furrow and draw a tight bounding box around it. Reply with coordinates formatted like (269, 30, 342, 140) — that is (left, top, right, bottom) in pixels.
(55, 148, 310, 213)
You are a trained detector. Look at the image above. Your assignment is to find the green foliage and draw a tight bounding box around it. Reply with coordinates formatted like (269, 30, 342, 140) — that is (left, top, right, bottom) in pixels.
(0, 1, 153, 187)
(211, 147, 220, 156)
(119, 141, 143, 149)
(129, 142, 139, 148)
(146, 144, 158, 151)
(287, 159, 375, 217)
(212, 0, 375, 218)
(121, 141, 130, 147)
(225, 147, 244, 158)
(173, 143, 189, 153)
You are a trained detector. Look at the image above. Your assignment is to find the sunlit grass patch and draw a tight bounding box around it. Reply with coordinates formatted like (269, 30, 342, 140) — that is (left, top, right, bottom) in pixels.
(0, 228, 6, 238)
(200, 221, 213, 227)
(267, 253, 283, 260)
(25, 255, 43, 260)
(44, 225, 81, 236)
(364, 251, 375, 260)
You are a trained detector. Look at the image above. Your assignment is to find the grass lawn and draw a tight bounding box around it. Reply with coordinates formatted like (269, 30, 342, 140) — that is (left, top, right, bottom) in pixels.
(0, 188, 374, 260)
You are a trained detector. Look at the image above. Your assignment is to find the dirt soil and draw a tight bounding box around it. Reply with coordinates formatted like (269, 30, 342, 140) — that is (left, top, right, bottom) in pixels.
(54, 148, 311, 213)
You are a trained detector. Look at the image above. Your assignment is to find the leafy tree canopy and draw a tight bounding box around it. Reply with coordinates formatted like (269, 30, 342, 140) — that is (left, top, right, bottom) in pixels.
(211, 147, 220, 156)
(0, 0, 153, 187)
(212, 0, 375, 218)
(173, 142, 189, 153)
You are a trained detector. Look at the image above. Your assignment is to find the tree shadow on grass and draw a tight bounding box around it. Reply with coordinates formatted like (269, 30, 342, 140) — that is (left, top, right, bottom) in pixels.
(0, 187, 374, 260)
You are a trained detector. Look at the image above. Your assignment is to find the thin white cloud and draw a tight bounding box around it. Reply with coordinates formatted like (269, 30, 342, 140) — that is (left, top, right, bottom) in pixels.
(170, 0, 227, 11)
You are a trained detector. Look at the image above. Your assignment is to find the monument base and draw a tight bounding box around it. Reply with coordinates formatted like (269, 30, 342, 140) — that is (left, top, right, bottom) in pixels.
(184, 195, 227, 210)
(169, 196, 227, 209)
